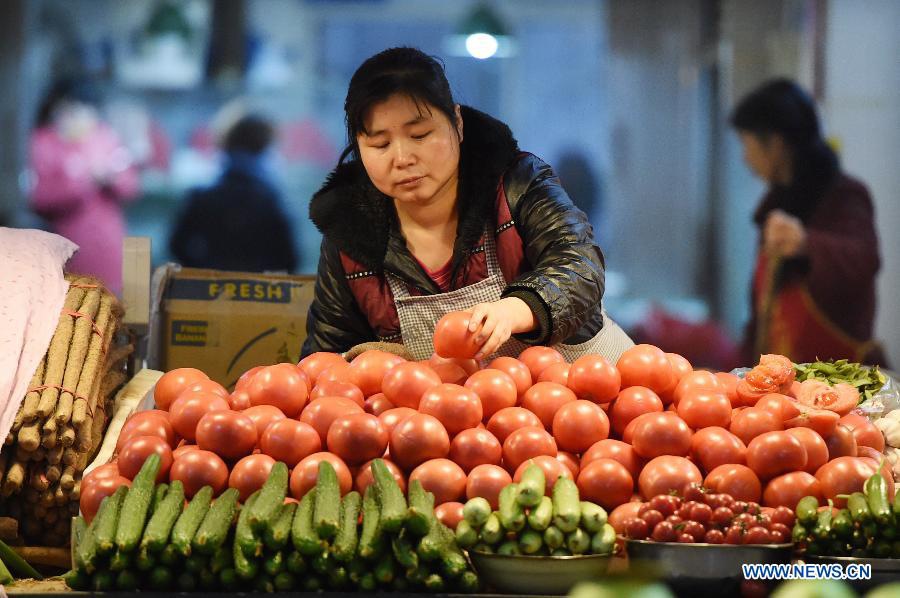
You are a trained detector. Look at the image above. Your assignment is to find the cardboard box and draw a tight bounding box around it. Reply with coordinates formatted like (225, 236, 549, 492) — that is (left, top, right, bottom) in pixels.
(148, 265, 316, 388)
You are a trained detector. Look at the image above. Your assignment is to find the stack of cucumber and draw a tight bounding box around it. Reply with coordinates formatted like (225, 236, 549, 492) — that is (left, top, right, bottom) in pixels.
(793, 470, 900, 559)
(65, 455, 479, 593)
(455, 464, 616, 556)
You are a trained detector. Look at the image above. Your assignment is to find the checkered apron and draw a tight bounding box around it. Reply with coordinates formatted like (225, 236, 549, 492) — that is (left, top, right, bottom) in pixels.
(385, 228, 634, 363)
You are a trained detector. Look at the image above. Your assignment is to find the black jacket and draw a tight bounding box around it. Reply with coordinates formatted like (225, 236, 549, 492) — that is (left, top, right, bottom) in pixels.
(169, 167, 297, 273)
(301, 106, 606, 356)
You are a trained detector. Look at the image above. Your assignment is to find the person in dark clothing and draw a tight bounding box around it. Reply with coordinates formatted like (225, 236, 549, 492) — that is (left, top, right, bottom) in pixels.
(169, 114, 298, 273)
(301, 47, 633, 362)
(731, 79, 886, 366)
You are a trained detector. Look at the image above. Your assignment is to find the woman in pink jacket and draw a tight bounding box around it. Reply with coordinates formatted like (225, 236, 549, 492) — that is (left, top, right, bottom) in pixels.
(29, 81, 140, 295)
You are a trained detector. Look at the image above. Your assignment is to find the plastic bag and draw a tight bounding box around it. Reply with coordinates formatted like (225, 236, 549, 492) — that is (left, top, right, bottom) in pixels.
(856, 372, 900, 419)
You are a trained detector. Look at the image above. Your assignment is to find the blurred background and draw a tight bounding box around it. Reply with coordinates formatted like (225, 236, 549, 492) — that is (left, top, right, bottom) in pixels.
(0, 0, 897, 368)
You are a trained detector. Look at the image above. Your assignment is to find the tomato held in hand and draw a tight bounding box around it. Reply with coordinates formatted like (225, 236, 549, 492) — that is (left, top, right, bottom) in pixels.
(449, 427, 502, 473)
(433, 312, 481, 359)
(566, 354, 621, 404)
(326, 413, 389, 465)
(247, 363, 309, 417)
(154, 368, 209, 410)
(418, 383, 483, 437)
(170, 449, 229, 498)
(486, 357, 532, 398)
(229, 454, 276, 502)
(290, 452, 353, 499)
(467, 464, 512, 509)
(552, 400, 610, 454)
(410, 458, 468, 505)
(260, 419, 321, 467)
(464, 369, 518, 420)
(690, 426, 747, 473)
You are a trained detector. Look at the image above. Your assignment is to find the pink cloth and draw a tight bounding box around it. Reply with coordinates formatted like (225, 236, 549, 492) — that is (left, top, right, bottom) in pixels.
(29, 124, 140, 295)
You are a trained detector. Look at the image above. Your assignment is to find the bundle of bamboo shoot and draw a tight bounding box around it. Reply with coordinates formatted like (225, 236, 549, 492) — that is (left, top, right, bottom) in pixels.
(0, 276, 132, 546)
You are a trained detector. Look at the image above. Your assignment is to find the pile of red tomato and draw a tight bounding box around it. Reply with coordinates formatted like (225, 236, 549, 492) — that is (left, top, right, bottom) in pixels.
(80, 316, 893, 532)
(619, 483, 797, 545)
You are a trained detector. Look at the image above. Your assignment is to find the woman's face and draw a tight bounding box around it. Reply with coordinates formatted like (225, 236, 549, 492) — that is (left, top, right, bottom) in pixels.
(357, 94, 462, 206)
(739, 131, 787, 184)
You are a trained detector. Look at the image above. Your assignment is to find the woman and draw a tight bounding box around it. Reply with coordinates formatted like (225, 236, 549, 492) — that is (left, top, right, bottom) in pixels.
(302, 47, 632, 362)
(29, 80, 139, 295)
(731, 79, 886, 366)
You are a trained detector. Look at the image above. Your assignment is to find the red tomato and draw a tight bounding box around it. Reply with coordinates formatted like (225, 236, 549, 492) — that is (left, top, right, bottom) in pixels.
(638, 455, 702, 499)
(389, 413, 451, 472)
(610, 386, 664, 437)
(762, 471, 823, 508)
(430, 354, 480, 376)
(582, 439, 643, 479)
(608, 501, 644, 535)
(729, 407, 782, 445)
(289, 452, 353, 499)
(326, 413, 389, 465)
(310, 381, 365, 408)
(434, 502, 465, 530)
(815, 456, 878, 508)
(317, 361, 352, 385)
(796, 380, 859, 416)
(552, 400, 610, 454)
(823, 424, 858, 459)
(465, 369, 518, 420)
(169, 449, 229, 498)
(229, 454, 276, 501)
(690, 426, 748, 472)
(466, 464, 512, 509)
(616, 344, 677, 400)
(518, 346, 565, 380)
(347, 350, 405, 397)
(169, 392, 230, 442)
(154, 368, 209, 410)
(433, 312, 481, 359)
(426, 361, 468, 385)
(235, 366, 266, 392)
(838, 413, 885, 452)
(116, 410, 176, 451)
(238, 405, 285, 440)
(715, 372, 740, 406)
(377, 407, 418, 438)
(410, 458, 467, 505)
(180, 379, 229, 400)
(418, 384, 483, 437)
(513, 455, 572, 490)
(521, 382, 577, 429)
(116, 436, 174, 482)
(299, 397, 364, 444)
(381, 362, 441, 409)
(704, 464, 762, 503)
(355, 459, 406, 494)
(449, 428, 502, 473)
(80, 475, 131, 523)
(677, 390, 732, 429)
(577, 458, 634, 510)
(785, 428, 829, 474)
(630, 412, 692, 459)
(567, 354, 621, 404)
(82, 462, 120, 488)
(173, 443, 201, 459)
(538, 363, 570, 385)
(486, 407, 543, 444)
(298, 352, 347, 388)
(556, 452, 581, 479)
(784, 402, 840, 437)
(667, 353, 693, 381)
(228, 390, 251, 411)
(755, 393, 801, 421)
(246, 363, 309, 417)
(364, 393, 394, 416)
(746, 431, 808, 481)
(486, 357, 532, 398)
(673, 371, 721, 406)
(502, 426, 557, 472)
(260, 419, 321, 467)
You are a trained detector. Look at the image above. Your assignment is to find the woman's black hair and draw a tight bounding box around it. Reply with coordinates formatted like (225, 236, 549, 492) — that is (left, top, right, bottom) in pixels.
(35, 78, 101, 128)
(730, 78, 839, 211)
(223, 113, 275, 155)
(340, 47, 457, 163)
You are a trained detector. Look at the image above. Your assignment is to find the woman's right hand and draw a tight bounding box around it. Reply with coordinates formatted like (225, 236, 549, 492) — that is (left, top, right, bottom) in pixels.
(467, 297, 536, 359)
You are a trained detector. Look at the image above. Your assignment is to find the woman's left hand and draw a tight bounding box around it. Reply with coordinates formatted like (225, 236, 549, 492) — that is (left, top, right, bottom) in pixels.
(764, 209, 807, 257)
(467, 297, 536, 359)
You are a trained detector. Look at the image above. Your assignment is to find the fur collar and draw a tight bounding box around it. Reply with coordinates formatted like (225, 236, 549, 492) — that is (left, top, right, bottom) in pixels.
(309, 105, 520, 272)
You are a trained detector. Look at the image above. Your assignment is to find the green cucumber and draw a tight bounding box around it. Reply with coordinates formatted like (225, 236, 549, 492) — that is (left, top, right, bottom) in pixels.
(567, 527, 590, 554)
(392, 531, 419, 570)
(455, 519, 478, 548)
(498, 483, 525, 531)
(264, 550, 284, 577)
(248, 461, 289, 533)
(313, 460, 341, 539)
(193, 487, 240, 554)
(237, 490, 263, 557)
(115, 570, 139, 590)
(95, 485, 128, 556)
(796, 496, 820, 526)
(591, 523, 616, 555)
(358, 485, 384, 559)
(580, 501, 608, 533)
(115, 453, 161, 552)
(149, 483, 168, 515)
(374, 553, 395, 584)
(0, 537, 44, 579)
(481, 512, 503, 545)
(291, 487, 326, 556)
(333, 490, 362, 562)
(544, 525, 565, 550)
(552, 476, 581, 532)
(109, 549, 130, 571)
(264, 501, 297, 550)
(372, 458, 407, 532)
(406, 479, 435, 536)
(170, 485, 213, 556)
(527, 495, 554, 531)
(865, 472, 892, 525)
(286, 551, 306, 575)
(92, 570, 115, 591)
(516, 462, 546, 507)
(63, 568, 90, 590)
(234, 491, 260, 580)
(519, 529, 543, 554)
(274, 571, 297, 591)
(141, 479, 185, 553)
(463, 497, 491, 528)
(148, 565, 173, 590)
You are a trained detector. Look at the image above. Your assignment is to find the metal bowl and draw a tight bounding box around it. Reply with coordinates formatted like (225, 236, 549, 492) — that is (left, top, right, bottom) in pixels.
(798, 554, 900, 590)
(466, 551, 613, 595)
(626, 540, 793, 580)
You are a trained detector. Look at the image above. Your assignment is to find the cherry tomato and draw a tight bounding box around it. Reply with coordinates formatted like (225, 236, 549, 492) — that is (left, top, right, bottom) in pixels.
(610, 386, 664, 437)
(556, 451, 581, 479)
(169, 392, 230, 442)
(649, 494, 682, 517)
(838, 413, 885, 452)
(298, 352, 346, 388)
(169, 449, 229, 498)
(578, 458, 634, 510)
(299, 397, 364, 444)
(712, 506, 734, 527)
(690, 426, 747, 473)
(364, 393, 394, 416)
(771, 506, 795, 527)
(289, 452, 353, 499)
(237, 404, 285, 440)
(652, 520, 677, 542)
(377, 407, 417, 438)
(616, 344, 677, 400)
(641, 508, 665, 531)
(116, 410, 176, 451)
(486, 407, 543, 444)
(410, 458, 467, 505)
(486, 357, 532, 398)
(582, 439, 644, 479)
(637, 456, 702, 499)
(566, 354, 621, 404)
(729, 407, 782, 445)
(449, 428, 502, 473)
(683, 520, 706, 542)
(154, 368, 209, 410)
(464, 369, 518, 421)
(705, 529, 725, 544)
(310, 380, 365, 408)
(762, 471, 822, 508)
(823, 424, 858, 459)
(746, 431, 808, 480)
(630, 412, 693, 459)
(195, 410, 258, 461)
(724, 525, 745, 544)
(389, 413, 451, 472)
(382, 362, 442, 409)
(673, 371, 721, 406)
(608, 501, 644, 535)
(502, 426, 558, 472)
(466, 464, 512, 509)
(518, 346, 566, 380)
(117, 436, 174, 482)
(355, 458, 406, 494)
(260, 419, 321, 467)
(744, 526, 771, 545)
(704, 464, 762, 503)
(552, 400, 610, 454)
(246, 363, 309, 417)
(677, 389, 732, 429)
(418, 383, 483, 437)
(815, 456, 877, 508)
(434, 501, 465, 530)
(347, 350, 406, 397)
(625, 517, 650, 539)
(513, 455, 571, 490)
(80, 475, 131, 523)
